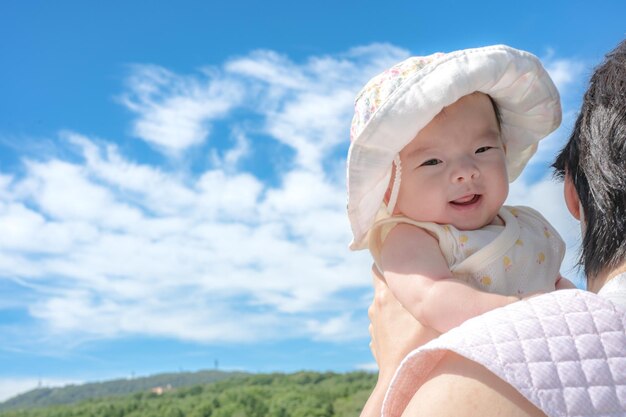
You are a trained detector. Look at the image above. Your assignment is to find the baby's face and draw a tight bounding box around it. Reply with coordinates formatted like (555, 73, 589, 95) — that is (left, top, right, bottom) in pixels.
(393, 92, 509, 230)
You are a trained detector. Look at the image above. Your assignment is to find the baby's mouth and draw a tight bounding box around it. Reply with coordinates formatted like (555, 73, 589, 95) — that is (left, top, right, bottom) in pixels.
(450, 194, 481, 206)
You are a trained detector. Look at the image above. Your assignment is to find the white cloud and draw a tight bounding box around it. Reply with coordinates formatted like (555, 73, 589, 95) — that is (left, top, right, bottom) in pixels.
(210, 128, 250, 171)
(0, 44, 588, 355)
(1, 45, 406, 349)
(306, 313, 365, 342)
(233, 45, 409, 171)
(120, 43, 409, 172)
(355, 362, 378, 372)
(225, 50, 309, 89)
(120, 65, 245, 153)
(22, 160, 144, 230)
(544, 58, 586, 94)
(0, 174, 12, 191)
(0, 203, 97, 254)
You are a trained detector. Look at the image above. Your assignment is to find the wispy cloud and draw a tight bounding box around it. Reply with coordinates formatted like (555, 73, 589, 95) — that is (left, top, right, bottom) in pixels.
(120, 65, 246, 154)
(0, 45, 407, 350)
(544, 56, 587, 94)
(210, 128, 251, 171)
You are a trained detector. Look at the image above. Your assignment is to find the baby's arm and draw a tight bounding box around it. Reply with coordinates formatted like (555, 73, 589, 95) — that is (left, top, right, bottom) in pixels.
(380, 223, 518, 333)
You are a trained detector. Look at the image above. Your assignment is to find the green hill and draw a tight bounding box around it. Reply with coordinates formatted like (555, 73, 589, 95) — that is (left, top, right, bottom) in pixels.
(0, 371, 376, 417)
(0, 370, 247, 411)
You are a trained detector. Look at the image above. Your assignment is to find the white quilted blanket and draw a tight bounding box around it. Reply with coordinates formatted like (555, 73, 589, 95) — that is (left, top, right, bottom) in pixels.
(382, 289, 626, 417)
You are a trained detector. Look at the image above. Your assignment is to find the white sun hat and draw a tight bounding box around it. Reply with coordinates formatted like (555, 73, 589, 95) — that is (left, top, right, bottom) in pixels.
(347, 44, 561, 250)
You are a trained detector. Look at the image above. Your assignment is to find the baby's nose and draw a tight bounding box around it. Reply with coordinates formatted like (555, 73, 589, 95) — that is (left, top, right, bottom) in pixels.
(452, 160, 480, 182)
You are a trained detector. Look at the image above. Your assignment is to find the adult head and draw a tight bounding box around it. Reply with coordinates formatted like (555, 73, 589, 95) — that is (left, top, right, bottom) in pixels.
(553, 39, 626, 287)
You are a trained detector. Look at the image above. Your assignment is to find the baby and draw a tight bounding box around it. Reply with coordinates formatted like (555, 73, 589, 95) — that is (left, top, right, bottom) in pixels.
(347, 45, 575, 334)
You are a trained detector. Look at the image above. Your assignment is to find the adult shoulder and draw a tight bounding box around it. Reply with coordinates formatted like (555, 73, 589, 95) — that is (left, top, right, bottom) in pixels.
(383, 290, 626, 417)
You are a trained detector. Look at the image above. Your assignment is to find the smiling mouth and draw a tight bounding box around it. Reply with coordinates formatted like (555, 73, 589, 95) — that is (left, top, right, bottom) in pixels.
(450, 194, 481, 206)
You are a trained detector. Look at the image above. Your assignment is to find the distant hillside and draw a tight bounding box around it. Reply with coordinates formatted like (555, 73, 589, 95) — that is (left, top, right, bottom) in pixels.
(0, 371, 376, 417)
(0, 369, 247, 411)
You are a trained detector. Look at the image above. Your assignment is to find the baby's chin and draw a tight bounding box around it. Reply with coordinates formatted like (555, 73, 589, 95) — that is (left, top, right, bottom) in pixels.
(439, 214, 502, 230)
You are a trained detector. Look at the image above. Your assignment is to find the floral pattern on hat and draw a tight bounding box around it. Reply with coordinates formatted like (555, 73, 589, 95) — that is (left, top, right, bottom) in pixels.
(350, 54, 444, 142)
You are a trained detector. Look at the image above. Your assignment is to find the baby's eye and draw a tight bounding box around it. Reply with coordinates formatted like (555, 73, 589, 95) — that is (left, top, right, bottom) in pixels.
(475, 146, 493, 154)
(421, 159, 442, 166)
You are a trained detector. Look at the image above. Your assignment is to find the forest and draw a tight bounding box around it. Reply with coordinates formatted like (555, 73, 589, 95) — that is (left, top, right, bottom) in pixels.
(0, 371, 376, 417)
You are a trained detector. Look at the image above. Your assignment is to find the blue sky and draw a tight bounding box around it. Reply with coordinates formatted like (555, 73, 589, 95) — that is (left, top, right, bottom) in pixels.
(1, 0, 625, 402)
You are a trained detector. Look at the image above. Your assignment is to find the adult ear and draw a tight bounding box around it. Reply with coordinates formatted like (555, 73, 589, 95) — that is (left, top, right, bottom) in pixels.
(564, 174, 581, 220)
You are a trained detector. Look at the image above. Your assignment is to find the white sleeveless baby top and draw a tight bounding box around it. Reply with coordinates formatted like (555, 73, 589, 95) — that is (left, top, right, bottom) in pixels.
(369, 205, 566, 296)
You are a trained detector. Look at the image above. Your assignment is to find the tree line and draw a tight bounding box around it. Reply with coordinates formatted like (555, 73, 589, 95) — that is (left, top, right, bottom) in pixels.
(0, 371, 376, 417)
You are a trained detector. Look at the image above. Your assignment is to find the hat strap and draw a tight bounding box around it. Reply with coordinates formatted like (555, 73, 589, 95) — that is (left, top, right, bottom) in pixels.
(387, 154, 401, 215)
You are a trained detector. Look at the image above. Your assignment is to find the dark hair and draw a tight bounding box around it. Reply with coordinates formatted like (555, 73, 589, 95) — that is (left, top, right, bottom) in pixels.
(553, 39, 626, 278)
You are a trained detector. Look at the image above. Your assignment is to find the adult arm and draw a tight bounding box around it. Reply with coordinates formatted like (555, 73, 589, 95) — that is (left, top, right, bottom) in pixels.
(360, 266, 439, 417)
